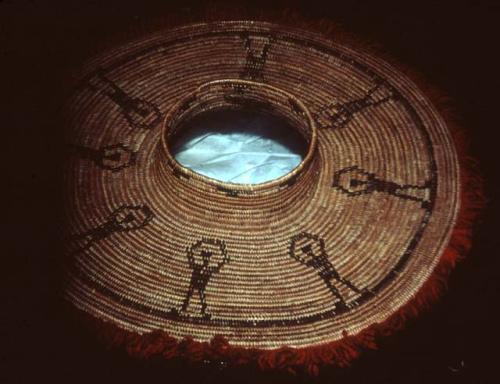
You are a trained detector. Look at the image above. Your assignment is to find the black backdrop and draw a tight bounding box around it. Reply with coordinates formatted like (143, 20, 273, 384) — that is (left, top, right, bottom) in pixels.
(2, 0, 499, 383)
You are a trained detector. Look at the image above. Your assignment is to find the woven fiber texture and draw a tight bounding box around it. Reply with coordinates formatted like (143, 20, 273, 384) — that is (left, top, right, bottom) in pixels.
(62, 21, 464, 371)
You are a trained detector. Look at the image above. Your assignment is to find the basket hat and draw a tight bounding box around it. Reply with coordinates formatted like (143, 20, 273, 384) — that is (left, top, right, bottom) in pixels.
(62, 21, 477, 373)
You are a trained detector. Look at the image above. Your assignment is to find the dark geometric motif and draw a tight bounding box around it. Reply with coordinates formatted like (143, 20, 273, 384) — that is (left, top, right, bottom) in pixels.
(315, 79, 395, 130)
(69, 143, 137, 172)
(290, 232, 369, 311)
(88, 70, 162, 130)
(222, 83, 246, 103)
(239, 33, 274, 80)
(332, 166, 431, 210)
(216, 185, 239, 197)
(221, 83, 273, 113)
(178, 94, 199, 113)
(181, 238, 230, 319)
(68, 205, 153, 255)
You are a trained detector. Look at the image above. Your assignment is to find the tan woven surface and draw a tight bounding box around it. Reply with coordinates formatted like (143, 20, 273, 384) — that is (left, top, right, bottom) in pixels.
(63, 21, 460, 349)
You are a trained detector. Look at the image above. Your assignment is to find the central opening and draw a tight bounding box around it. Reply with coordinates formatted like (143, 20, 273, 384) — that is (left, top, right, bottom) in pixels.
(161, 80, 317, 193)
(170, 109, 307, 185)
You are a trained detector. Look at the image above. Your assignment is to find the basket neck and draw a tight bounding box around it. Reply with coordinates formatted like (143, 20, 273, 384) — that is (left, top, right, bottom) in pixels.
(157, 79, 319, 198)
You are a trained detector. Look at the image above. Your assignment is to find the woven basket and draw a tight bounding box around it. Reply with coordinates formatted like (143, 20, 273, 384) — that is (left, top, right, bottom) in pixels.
(62, 21, 477, 374)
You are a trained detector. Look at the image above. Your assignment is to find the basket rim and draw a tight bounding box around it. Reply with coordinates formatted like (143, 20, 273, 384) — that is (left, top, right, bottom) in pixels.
(159, 78, 318, 193)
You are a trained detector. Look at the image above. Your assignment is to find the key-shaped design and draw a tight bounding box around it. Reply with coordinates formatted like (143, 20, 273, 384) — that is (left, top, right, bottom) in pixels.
(88, 71, 162, 130)
(181, 238, 230, 319)
(290, 232, 365, 311)
(332, 166, 431, 209)
(69, 143, 137, 172)
(223, 83, 273, 112)
(315, 80, 395, 130)
(67, 205, 154, 256)
(239, 33, 274, 80)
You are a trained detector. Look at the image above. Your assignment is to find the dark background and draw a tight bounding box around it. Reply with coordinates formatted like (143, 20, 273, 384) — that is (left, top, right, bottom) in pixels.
(2, 0, 499, 383)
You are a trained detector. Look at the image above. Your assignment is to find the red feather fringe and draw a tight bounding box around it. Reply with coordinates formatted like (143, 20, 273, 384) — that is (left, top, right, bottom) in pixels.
(65, 11, 486, 376)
